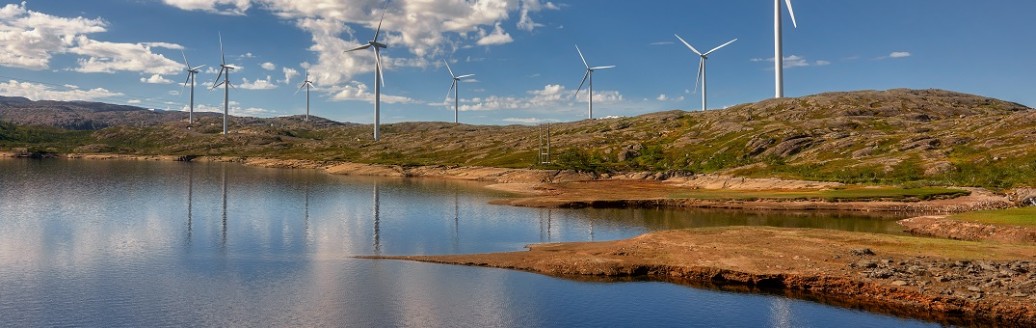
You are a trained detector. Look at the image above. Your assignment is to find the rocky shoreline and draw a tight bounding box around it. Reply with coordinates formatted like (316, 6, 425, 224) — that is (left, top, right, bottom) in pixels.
(366, 227, 1036, 326)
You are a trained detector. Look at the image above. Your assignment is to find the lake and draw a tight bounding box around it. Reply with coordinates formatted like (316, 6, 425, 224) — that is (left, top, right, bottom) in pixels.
(0, 159, 937, 327)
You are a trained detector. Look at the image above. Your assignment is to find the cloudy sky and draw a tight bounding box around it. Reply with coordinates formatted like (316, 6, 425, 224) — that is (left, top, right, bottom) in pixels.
(1, 0, 1034, 125)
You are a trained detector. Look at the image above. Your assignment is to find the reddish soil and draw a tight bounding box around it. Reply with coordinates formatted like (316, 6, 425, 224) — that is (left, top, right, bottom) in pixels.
(367, 227, 1036, 326)
(900, 216, 1036, 244)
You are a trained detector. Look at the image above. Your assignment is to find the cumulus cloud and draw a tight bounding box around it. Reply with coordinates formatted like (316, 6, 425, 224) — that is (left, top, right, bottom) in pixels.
(0, 2, 182, 75)
(260, 62, 276, 70)
(477, 22, 513, 46)
(656, 93, 685, 102)
(330, 81, 414, 104)
(751, 55, 830, 69)
(453, 84, 622, 112)
(161, 0, 557, 97)
(0, 79, 122, 101)
(140, 74, 173, 84)
(238, 75, 277, 90)
(161, 0, 251, 15)
(181, 102, 275, 117)
(281, 67, 299, 84)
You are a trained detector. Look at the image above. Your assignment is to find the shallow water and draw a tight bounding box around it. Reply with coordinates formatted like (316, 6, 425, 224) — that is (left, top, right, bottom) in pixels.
(0, 159, 936, 327)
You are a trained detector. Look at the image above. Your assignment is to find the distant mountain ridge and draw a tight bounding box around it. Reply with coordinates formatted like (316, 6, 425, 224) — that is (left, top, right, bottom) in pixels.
(0, 96, 187, 130)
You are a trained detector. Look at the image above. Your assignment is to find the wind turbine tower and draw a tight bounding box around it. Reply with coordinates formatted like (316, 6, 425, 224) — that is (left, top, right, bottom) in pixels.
(574, 45, 615, 120)
(180, 51, 204, 128)
(674, 35, 736, 111)
(774, 0, 798, 98)
(212, 33, 235, 135)
(295, 72, 315, 121)
(443, 59, 475, 124)
(346, 13, 388, 141)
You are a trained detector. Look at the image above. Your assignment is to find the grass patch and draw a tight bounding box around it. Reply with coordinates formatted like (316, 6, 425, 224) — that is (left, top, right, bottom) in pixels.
(670, 187, 969, 202)
(949, 207, 1036, 226)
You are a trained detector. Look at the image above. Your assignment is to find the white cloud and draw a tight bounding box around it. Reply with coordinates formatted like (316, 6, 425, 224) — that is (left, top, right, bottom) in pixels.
(889, 51, 911, 58)
(649, 41, 674, 46)
(161, 0, 251, 15)
(181, 102, 275, 117)
(238, 76, 278, 90)
(455, 84, 623, 112)
(0, 79, 122, 101)
(330, 81, 414, 104)
(0, 2, 182, 75)
(160, 0, 556, 98)
(281, 67, 299, 84)
(503, 117, 554, 124)
(260, 62, 276, 70)
(517, 0, 558, 31)
(656, 93, 685, 102)
(477, 22, 513, 46)
(751, 55, 829, 69)
(140, 74, 173, 84)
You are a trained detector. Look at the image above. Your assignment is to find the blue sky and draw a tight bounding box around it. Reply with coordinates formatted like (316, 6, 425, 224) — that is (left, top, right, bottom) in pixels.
(1, 0, 1034, 125)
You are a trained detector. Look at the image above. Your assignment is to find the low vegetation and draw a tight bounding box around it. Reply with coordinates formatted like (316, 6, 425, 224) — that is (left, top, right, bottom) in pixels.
(949, 207, 1036, 226)
(670, 187, 970, 202)
(4, 89, 1036, 189)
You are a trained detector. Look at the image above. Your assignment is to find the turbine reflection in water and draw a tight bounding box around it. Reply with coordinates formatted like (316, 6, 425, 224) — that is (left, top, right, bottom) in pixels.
(372, 182, 381, 254)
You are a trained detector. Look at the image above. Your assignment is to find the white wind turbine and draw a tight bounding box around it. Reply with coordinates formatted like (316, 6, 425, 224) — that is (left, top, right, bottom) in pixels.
(443, 59, 475, 124)
(345, 13, 388, 141)
(774, 0, 798, 98)
(211, 33, 235, 135)
(674, 34, 736, 111)
(295, 72, 315, 121)
(574, 45, 615, 120)
(180, 50, 205, 128)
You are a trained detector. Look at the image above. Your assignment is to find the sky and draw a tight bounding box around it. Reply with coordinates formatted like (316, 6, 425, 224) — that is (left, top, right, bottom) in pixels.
(0, 0, 1034, 125)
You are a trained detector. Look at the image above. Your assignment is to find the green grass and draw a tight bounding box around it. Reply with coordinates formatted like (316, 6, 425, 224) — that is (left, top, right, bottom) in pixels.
(670, 187, 970, 202)
(949, 207, 1036, 226)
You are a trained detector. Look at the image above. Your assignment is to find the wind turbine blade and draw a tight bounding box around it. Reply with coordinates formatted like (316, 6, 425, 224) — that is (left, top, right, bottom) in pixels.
(214, 68, 224, 87)
(693, 59, 703, 94)
(704, 38, 738, 56)
(181, 50, 190, 69)
(374, 47, 385, 87)
(346, 44, 372, 52)
(219, 32, 226, 65)
(785, 0, 798, 28)
(443, 59, 455, 78)
(192, 65, 206, 71)
(445, 80, 456, 102)
(211, 79, 224, 90)
(184, 75, 191, 88)
(590, 65, 615, 70)
(456, 74, 475, 79)
(674, 34, 703, 56)
(295, 82, 306, 95)
(575, 45, 589, 69)
(574, 70, 589, 99)
(373, 12, 385, 42)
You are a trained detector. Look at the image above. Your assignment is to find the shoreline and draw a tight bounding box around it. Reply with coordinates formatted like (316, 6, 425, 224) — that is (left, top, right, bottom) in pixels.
(364, 227, 1036, 326)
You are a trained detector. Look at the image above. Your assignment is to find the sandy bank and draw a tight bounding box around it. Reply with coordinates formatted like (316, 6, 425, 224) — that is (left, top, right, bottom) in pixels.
(366, 227, 1036, 326)
(900, 216, 1036, 244)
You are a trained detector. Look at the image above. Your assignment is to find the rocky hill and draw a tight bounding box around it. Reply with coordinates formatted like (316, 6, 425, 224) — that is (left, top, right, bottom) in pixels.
(3, 89, 1035, 187)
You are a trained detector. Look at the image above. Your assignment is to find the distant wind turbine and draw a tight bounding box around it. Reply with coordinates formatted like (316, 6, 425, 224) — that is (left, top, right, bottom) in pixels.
(774, 0, 798, 98)
(211, 33, 235, 135)
(574, 45, 614, 120)
(295, 72, 315, 121)
(180, 50, 205, 128)
(346, 13, 388, 141)
(674, 34, 736, 111)
(443, 59, 475, 124)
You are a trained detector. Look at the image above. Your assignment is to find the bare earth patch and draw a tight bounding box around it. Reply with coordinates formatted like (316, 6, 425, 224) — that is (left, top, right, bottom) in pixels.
(900, 216, 1036, 244)
(366, 227, 1036, 326)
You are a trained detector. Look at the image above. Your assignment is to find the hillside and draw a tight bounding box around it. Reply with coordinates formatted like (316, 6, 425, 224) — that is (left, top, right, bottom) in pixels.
(3, 89, 1036, 188)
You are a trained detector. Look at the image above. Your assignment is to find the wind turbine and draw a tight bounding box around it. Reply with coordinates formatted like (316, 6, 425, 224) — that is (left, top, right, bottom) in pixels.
(295, 72, 315, 121)
(774, 0, 798, 98)
(180, 51, 204, 128)
(345, 13, 388, 141)
(574, 45, 614, 120)
(443, 59, 474, 124)
(674, 35, 736, 111)
(211, 33, 235, 135)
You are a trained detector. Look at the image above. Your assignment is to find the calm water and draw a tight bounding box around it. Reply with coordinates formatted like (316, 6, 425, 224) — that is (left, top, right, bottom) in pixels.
(0, 159, 935, 327)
